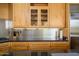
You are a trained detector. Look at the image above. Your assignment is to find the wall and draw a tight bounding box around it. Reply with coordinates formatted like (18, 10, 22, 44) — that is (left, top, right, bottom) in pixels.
(0, 20, 8, 37)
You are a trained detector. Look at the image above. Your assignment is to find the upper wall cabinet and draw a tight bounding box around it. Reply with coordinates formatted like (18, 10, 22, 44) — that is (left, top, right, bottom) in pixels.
(8, 3, 13, 20)
(0, 4, 9, 20)
(12, 3, 67, 28)
(49, 4, 66, 28)
(29, 3, 49, 28)
(13, 3, 29, 28)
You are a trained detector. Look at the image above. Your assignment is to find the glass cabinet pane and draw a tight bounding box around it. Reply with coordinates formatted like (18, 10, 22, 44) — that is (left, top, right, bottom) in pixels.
(41, 9, 48, 26)
(31, 9, 38, 26)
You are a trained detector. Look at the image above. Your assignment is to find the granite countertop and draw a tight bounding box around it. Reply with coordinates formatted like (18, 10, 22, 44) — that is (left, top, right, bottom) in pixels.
(0, 38, 9, 43)
(0, 39, 68, 43)
(5, 39, 68, 42)
(0, 36, 68, 43)
(9, 36, 67, 42)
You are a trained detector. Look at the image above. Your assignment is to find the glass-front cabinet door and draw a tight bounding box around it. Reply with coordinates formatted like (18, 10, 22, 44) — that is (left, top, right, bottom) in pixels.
(29, 3, 49, 27)
(31, 9, 38, 27)
(40, 9, 49, 27)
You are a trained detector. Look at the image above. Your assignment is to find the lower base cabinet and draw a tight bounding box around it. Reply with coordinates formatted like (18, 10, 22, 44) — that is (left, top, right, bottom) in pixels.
(10, 42, 29, 51)
(0, 42, 69, 55)
(51, 42, 69, 52)
(28, 42, 69, 52)
(29, 42, 50, 52)
(0, 42, 10, 55)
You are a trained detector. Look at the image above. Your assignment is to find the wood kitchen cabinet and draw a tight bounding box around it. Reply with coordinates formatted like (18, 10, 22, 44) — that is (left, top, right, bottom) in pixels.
(10, 42, 29, 51)
(29, 3, 49, 27)
(12, 3, 67, 28)
(10, 42, 50, 52)
(49, 3, 66, 28)
(0, 42, 10, 55)
(12, 3, 47, 28)
(0, 3, 13, 20)
(29, 42, 50, 52)
(0, 3, 9, 20)
(13, 3, 29, 28)
(50, 42, 69, 52)
(28, 42, 69, 52)
(8, 3, 13, 20)
(0, 42, 69, 54)
(29, 3, 67, 28)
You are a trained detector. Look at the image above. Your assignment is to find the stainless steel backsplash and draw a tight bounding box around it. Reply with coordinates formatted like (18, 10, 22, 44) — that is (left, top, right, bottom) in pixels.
(13, 28, 61, 41)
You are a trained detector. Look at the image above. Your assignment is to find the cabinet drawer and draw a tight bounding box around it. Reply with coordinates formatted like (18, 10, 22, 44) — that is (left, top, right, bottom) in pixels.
(11, 42, 28, 51)
(29, 42, 50, 51)
(0, 42, 10, 52)
(51, 42, 69, 50)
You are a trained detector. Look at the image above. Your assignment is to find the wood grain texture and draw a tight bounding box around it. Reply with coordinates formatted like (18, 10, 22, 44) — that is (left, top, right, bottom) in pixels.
(50, 42, 69, 52)
(0, 42, 10, 53)
(11, 42, 29, 51)
(13, 3, 29, 28)
(0, 3, 9, 19)
(49, 3, 66, 28)
(8, 3, 13, 20)
(12, 3, 67, 28)
(0, 42, 69, 53)
(29, 42, 50, 51)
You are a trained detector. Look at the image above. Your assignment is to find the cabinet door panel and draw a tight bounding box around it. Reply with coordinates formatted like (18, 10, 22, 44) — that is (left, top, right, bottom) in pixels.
(13, 4, 28, 28)
(50, 4, 66, 28)
(51, 42, 69, 51)
(11, 42, 28, 51)
(0, 4, 9, 19)
(30, 9, 39, 27)
(39, 9, 49, 27)
(29, 4, 49, 27)
(0, 42, 10, 54)
(29, 42, 50, 51)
